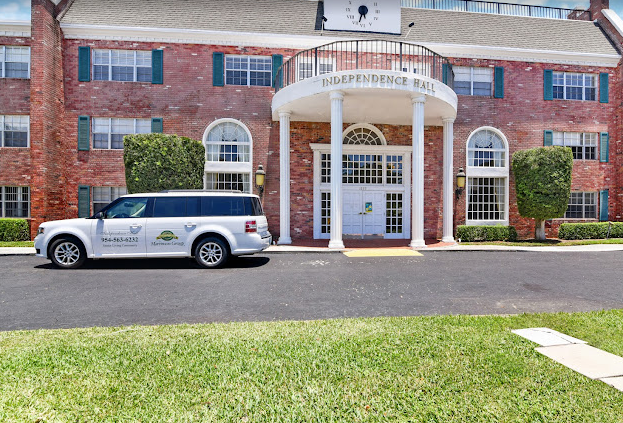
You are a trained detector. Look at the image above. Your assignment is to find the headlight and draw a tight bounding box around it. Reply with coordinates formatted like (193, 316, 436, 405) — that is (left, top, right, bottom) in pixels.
(36, 227, 45, 236)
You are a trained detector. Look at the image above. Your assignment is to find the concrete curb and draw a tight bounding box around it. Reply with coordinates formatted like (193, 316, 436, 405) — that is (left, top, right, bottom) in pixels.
(3, 243, 623, 256)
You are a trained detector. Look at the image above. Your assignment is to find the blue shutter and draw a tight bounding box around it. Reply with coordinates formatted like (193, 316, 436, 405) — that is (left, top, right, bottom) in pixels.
(600, 190, 609, 222)
(494, 67, 504, 98)
(543, 130, 553, 147)
(544, 69, 553, 101)
(442, 63, 449, 85)
(151, 118, 163, 133)
(152, 49, 163, 85)
(213, 52, 224, 87)
(272, 54, 283, 88)
(78, 46, 90, 82)
(599, 132, 609, 162)
(600, 73, 609, 103)
(78, 186, 91, 218)
(78, 116, 90, 151)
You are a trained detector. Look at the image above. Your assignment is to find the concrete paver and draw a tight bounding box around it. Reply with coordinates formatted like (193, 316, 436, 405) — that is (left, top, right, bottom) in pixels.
(343, 248, 423, 257)
(600, 376, 623, 391)
(512, 328, 587, 346)
(536, 344, 623, 380)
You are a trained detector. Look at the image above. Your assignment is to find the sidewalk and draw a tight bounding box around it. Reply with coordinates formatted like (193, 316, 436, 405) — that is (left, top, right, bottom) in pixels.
(4, 241, 623, 256)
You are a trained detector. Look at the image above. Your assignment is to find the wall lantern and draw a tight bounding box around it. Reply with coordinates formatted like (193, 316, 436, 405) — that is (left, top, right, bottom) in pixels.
(455, 167, 466, 199)
(255, 164, 266, 198)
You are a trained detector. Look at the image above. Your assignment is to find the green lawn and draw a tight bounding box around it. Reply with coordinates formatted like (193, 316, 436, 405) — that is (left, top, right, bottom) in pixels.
(1, 311, 622, 422)
(0, 241, 33, 247)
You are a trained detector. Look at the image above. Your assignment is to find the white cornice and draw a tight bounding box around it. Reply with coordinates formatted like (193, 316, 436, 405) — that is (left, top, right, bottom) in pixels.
(603, 9, 623, 40)
(59, 23, 621, 67)
(0, 21, 31, 37)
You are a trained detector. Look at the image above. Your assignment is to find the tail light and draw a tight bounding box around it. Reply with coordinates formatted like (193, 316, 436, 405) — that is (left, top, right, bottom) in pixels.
(245, 220, 257, 233)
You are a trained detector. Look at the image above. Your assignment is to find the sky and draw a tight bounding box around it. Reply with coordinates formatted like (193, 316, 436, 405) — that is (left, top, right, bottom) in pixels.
(0, 0, 622, 21)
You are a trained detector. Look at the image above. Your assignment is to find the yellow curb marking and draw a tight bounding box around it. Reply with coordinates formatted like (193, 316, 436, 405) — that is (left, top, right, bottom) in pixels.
(343, 249, 423, 258)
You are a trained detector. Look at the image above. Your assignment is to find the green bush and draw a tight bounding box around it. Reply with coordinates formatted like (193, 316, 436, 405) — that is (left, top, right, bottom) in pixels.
(456, 225, 518, 242)
(558, 222, 623, 240)
(0, 219, 30, 242)
(123, 134, 205, 194)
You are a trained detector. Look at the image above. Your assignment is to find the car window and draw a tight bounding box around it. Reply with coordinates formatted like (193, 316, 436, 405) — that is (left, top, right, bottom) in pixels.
(153, 197, 186, 218)
(201, 196, 246, 216)
(247, 197, 264, 216)
(187, 197, 201, 217)
(105, 197, 149, 218)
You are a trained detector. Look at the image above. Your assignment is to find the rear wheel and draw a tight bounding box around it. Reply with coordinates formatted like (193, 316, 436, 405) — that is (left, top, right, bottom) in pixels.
(49, 237, 86, 269)
(194, 237, 229, 269)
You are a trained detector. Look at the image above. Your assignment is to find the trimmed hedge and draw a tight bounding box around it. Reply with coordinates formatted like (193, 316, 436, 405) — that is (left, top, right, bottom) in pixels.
(0, 219, 30, 242)
(558, 222, 623, 240)
(123, 133, 205, 194)
(456, 225, 518, 242)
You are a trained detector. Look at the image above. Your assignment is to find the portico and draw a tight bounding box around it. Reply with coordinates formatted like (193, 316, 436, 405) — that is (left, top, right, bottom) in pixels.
(272, 41, 458, 248)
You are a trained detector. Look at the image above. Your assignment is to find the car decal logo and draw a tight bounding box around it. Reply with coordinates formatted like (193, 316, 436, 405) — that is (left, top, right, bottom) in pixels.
(156, 231, 179, 241)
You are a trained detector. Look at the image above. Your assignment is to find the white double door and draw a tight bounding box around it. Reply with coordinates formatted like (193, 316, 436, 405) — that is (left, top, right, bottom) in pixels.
(343, 188, 386, 238)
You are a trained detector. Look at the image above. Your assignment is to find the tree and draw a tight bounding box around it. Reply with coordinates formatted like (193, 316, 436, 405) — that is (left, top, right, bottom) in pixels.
(512, 146, 573, 240)
(123, 134, 205, 193)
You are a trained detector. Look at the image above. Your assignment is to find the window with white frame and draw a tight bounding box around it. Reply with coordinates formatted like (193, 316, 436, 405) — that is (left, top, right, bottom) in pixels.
(93, 49, 152, 82)
(93, 187, 127, 214)
(453, 66, 492, 96)
(553, 72, 596, 101)
(553, 132, 597, 160)
(467, 129, 505, 167)
(225, 56, 272, 86)
(1, 186, 29, 218)
(466, 128, 509, 224)
(0, 46, 30, 79)
(565, 192, 597, 219)
(204, 119, 253, 193)
(92, 118, 151, 149)
(1, 115, 29, 147)
(298, 58, 334, 80)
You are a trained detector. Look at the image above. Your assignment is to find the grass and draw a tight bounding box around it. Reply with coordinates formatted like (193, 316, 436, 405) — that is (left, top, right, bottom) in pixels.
(1, 311, 622, 422)
(462, 238, 623, 247)
(0, 241, 33, 247)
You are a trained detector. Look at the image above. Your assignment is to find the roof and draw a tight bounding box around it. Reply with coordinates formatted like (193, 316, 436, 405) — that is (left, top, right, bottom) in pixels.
(59, 0, 619, 56)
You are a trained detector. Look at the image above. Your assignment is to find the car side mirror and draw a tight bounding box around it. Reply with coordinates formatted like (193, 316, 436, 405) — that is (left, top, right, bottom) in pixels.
(95, 212, 104, 220)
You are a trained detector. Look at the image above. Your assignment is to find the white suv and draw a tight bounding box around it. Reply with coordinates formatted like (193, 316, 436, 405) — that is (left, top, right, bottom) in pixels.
(34, 191, 271, 269)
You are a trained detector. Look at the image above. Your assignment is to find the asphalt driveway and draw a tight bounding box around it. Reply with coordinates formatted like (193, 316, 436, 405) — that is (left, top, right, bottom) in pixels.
(1, 251, 622, 330)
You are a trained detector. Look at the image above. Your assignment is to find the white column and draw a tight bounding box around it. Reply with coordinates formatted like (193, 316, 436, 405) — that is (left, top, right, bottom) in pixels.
(278, 111, 292, 245)
(410, 96, 426, 248)
(442, 117, 456, 243)
(329, 91, 345, 249)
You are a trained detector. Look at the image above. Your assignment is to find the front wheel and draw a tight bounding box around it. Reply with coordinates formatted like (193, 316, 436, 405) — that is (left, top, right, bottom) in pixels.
(49, 237, 87, 269)
(194, 237, 229, 269)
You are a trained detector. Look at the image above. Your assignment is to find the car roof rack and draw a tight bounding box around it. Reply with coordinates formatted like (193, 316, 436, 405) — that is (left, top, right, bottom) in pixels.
(158, 189, 244, 193)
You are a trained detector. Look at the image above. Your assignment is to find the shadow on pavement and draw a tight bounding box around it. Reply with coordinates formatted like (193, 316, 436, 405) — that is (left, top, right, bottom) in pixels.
(34, 256, 270, 270)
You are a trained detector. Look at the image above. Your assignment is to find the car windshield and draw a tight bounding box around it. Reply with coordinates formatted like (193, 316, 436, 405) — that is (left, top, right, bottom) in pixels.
(104, 197, 148, 218)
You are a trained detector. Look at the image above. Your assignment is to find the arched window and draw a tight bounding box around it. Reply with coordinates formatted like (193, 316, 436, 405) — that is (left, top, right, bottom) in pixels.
(466, 127, 509, 224)
(203, 119, 253, 193)
(343, 124, 386, 145)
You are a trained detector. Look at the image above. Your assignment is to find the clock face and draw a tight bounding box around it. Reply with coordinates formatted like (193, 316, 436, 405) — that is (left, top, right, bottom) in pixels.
(323, 0, 401, 35)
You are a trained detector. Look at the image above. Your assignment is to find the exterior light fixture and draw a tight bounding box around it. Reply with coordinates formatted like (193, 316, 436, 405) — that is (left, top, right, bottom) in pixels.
(455, 167, 466, 199)
(255, 164, 266, 198)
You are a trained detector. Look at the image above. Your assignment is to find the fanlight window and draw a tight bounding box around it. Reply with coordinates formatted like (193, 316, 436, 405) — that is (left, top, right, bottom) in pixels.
(206, 122, 250, 162)
(467, 129, 506, 167)
(343, 126, 384, 145)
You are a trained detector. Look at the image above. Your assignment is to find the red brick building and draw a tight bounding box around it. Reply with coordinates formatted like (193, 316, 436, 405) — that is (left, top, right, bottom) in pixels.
(1, 0, 622, 246)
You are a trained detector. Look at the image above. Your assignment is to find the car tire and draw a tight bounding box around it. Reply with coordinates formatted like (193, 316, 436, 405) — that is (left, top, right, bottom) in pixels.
(194, 237, 229, 269)
(49, 237, 87, 269)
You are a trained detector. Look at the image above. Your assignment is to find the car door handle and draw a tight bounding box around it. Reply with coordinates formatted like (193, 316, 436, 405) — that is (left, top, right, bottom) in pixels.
(185, 222, 197, 227)
(130, 224, 142, 229)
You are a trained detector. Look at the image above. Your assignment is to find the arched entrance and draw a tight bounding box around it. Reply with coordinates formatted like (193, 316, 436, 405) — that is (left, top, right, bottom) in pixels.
(311, 124, 411, 239)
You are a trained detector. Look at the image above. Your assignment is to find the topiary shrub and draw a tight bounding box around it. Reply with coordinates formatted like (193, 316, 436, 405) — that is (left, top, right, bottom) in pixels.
(559, 222, 623, 240)
(123, 134, 205, 194)
(456, 225, 518, 242)
(0, 219, 30, 241)
(512, 146, 573, 240)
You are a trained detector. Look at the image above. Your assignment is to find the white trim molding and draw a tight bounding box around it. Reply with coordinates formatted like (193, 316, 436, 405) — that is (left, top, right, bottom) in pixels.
(59, 23, 621, 68)
(0, 21, 30, 37)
